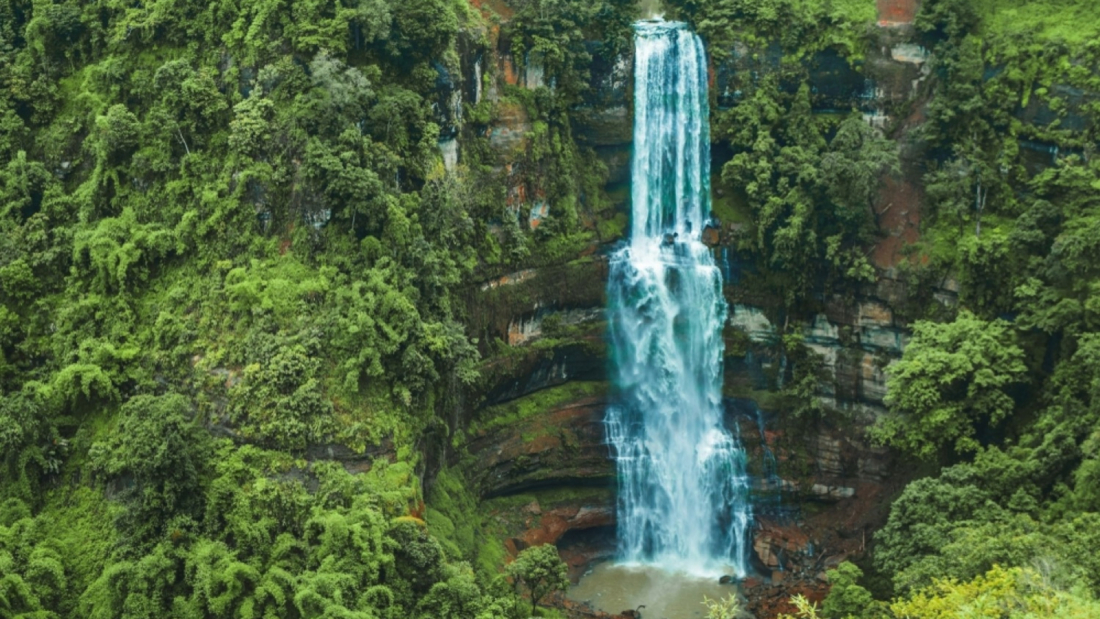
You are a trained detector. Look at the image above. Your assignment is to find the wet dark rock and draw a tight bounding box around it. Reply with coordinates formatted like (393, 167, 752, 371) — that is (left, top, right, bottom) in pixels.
(466, 393, 613, 498)
(702, 223, 721, 247)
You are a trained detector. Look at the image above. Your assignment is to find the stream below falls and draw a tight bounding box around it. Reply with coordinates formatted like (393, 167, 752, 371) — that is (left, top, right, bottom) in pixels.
(567, 563, 744, 619)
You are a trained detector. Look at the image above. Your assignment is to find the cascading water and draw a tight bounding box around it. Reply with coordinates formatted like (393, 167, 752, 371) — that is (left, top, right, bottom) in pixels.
(605, 20, 751, 577)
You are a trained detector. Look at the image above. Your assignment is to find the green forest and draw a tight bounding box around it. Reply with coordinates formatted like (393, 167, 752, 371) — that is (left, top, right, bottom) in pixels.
(3, 0, 1100, 617)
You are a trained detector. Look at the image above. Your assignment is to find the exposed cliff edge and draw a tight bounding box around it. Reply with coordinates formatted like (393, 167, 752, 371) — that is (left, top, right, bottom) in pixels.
(429, 6, 919, 610)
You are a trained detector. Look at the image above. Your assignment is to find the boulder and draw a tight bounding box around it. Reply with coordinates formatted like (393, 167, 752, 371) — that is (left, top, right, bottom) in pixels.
(702, 223, 721, 247)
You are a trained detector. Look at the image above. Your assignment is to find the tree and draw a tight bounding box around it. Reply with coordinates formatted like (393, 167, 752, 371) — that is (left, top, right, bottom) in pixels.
(870, 442, 1100, 594)
(0, 0, 633, 613)
(96, 104, 141, 163)
(90, 393, 209, 548)
(875, 311, 1027, 458)
(821, 563, 878, 619)
(0, 388, 56, 503)
(890, 565, 1100, 619)
(504, 544, 568, 616)
(821, 115, 900, 236)
(718, 78, 898, 306)
(914, 0, 980, 42)
(415, 564, 489, 619)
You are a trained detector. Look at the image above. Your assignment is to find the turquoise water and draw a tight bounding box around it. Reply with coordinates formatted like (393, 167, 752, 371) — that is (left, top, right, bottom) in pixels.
(605, 20, 752, 578)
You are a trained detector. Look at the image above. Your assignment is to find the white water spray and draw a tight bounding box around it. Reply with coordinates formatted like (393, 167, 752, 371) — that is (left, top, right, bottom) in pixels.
(606, 20, 751, 577)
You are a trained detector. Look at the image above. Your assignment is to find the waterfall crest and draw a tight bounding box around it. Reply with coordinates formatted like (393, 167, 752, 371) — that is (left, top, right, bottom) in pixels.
(606, 20, 751, 577)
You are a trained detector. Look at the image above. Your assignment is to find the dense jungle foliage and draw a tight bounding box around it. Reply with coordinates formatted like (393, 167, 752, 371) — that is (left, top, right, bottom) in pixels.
(0, 0, 631, 614)
(665, 0, 1100, 616)
(6, 0, 1100, 616)
(866, 0, 1100, 613)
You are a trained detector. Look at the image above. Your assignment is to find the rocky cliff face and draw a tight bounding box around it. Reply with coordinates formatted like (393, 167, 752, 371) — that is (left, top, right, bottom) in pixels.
(438, 4, 1099, 618)
(429, 0, 628, 571)
(439, 0, 940, 614)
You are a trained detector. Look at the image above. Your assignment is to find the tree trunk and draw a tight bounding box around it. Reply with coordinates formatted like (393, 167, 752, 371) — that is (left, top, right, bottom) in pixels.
(975, 179, 987, 238)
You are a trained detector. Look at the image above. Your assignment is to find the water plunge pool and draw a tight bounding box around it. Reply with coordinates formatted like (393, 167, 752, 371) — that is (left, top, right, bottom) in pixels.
(566, 562, 744, 619)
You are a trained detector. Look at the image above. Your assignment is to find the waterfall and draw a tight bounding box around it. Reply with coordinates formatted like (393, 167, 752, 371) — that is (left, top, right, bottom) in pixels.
(606, 20, 751, 577)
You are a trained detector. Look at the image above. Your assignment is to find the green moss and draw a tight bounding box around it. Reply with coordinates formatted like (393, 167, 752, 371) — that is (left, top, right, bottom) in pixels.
(471, 381, 607, 434)
(710, 187, 753, 226)
(426, 467, 513, 577)
(427, 469, 477, 550)
(476, 538, 509, 577)
(480, 485, 612, 513)
(596, 211, 629, 242)
(425, 508, 462, 556)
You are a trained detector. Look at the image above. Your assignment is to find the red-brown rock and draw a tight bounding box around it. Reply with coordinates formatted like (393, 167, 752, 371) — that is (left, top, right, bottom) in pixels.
(877, 0, 920, 25)
(702, 223, 721, 247)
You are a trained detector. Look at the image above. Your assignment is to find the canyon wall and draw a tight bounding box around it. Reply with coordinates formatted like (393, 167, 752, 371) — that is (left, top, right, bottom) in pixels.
(434, 0, 1010, 615)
